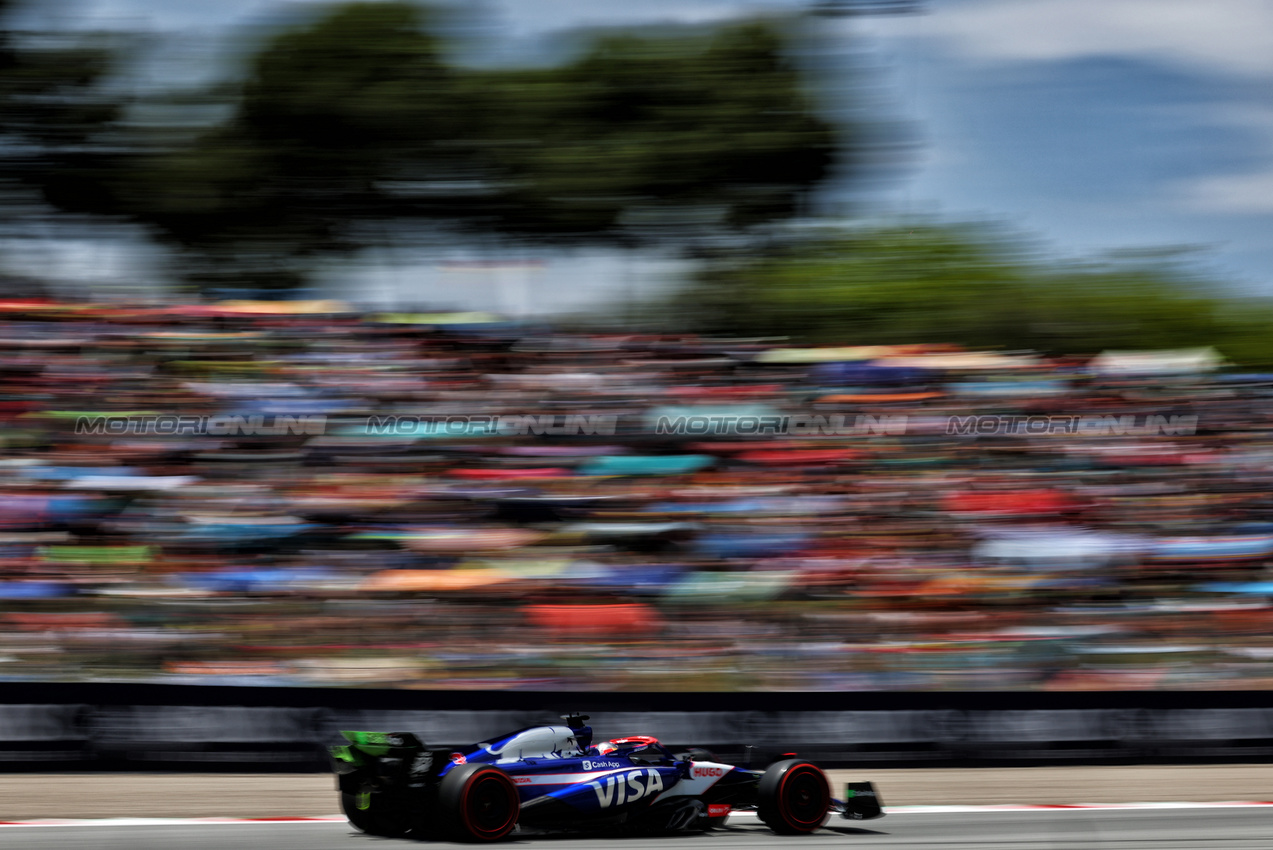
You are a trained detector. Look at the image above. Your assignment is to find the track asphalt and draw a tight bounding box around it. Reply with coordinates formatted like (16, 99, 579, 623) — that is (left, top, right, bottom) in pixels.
(4, 766, 1273, 820)
(2, 766, 1272, 849)
(5, 809, 1273, 850)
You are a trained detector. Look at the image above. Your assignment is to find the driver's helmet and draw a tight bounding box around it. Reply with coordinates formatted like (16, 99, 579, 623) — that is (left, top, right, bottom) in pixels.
(590, 735, 661, 757)
(607, 735, 660, 749)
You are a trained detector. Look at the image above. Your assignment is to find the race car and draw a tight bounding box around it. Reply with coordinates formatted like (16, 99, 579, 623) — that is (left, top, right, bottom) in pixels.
(329, 713, 882, 841)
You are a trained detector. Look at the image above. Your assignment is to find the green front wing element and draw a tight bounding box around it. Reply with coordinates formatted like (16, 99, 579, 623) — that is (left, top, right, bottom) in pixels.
(842, 782, 884, 820)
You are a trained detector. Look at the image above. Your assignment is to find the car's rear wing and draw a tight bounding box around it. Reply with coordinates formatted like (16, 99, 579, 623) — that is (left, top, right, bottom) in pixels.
(329, 730, 453, 784)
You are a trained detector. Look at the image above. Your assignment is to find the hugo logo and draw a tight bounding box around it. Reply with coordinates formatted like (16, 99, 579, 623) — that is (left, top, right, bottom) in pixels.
(587, 769, 665, 808)
(692, 766, 724, 778)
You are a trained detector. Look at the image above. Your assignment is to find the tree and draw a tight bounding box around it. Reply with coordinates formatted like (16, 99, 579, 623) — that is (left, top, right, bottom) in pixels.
(661, 224, 1273, 364)
(122, 6, 842, 293)
(124, 2, 472, 292)
(467, 21, 839, 242)
(0, 0, 126, 228)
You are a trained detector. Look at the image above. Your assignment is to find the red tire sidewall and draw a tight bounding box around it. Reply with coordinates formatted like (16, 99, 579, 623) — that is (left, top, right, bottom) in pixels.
(457, 767, 520, 841)
(772, 762, 830, 833)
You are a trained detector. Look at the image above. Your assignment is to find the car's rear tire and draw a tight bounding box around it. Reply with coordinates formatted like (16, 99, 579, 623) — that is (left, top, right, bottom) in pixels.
(340, 788, 413, 837)
(757, 759, 831, 835)
(438, 763, 521, 842)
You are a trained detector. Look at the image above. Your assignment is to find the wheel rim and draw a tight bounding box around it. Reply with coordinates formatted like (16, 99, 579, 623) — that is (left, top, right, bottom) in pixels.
(464, 772, 518, 838)
(779, 766, 829, 830)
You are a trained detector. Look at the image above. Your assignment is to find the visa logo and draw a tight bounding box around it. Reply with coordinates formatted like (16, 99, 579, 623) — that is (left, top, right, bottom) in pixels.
(588, 768, 664, 808)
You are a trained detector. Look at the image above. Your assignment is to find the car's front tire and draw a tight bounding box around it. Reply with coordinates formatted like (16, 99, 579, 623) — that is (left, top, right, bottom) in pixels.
(757, 759, 831, 835)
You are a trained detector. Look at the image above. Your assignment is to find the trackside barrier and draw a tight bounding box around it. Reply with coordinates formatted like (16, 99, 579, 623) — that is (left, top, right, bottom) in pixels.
(2, 686, 1273, 770)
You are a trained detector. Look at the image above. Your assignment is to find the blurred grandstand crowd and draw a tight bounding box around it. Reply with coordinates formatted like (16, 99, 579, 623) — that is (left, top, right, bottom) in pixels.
(1, 299, 1272, 691)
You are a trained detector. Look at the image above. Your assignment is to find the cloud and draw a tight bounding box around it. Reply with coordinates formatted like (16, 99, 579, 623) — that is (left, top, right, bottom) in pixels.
(493, 0, 787, 38)
(71, 0, 789, 38)
(51, 0, 277, 32)
(912, 0, 1273, 78)
(1170, 104, 1273, 213)
(903, 0, 1273, 218)
(1182, 170, 1273, 213)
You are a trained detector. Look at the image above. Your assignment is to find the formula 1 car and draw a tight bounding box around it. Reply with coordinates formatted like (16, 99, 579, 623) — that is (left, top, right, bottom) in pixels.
(329, 713, 882, 841)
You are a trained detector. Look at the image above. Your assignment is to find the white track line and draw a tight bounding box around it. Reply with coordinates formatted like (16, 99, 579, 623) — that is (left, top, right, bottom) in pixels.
(0, 817, 348, 828)
(882, 803, 1273, 813)
(4, 804, 1273, 828)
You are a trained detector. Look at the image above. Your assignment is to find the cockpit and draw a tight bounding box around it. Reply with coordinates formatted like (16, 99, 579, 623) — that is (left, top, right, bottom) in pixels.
(591, 735, 674, 765)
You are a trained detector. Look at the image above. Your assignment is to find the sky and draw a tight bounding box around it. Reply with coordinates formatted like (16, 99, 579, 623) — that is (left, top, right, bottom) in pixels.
(15, 0, 1273, 306)
(865, 0, 1273, 295)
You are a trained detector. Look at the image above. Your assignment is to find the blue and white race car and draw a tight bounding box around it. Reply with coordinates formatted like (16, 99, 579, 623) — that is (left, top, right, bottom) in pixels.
(329, 713, 883, 841)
